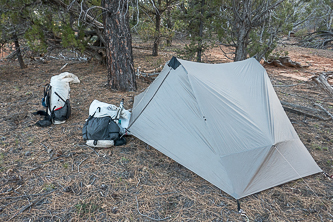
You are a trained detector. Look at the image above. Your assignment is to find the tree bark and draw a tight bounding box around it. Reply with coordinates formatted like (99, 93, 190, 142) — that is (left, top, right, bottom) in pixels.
(196, 0, 205, 62)
(166, 2, 172, 47)
(13, 34, 26, 69)
(103, 0, 136, 91)
(152, 0, 161, 56)
(234, 23, 250, 61)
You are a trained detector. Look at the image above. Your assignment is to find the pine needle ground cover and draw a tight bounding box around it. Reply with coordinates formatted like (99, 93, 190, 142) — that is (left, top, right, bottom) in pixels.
(0, 42, 333, 221)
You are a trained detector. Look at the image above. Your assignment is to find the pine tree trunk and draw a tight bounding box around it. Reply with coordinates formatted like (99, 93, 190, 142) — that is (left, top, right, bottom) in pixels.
(196, 0, 205, 62)
(152, 11, 161, 56)
(13, 34, 25, 69)
(166, 0, 172, 47)
(103, 0, 136, 91)
(234, 28, 249, 61)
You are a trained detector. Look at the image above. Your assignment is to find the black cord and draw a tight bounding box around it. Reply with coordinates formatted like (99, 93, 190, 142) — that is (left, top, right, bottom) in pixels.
(54, 92, 66, 103)
(127, 68, 172, 130)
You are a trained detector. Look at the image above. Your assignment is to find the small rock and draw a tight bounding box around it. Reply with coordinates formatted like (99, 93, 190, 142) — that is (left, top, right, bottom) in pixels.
(323, 135, 330, 141)
(63, 186, 72, 192)
(111, 207, 118, 214)
(307, 139, 311, 143)
(25, 151, 32, 156)
(111, 193, 119, 199)
(6, 188, 13, 193)
(56, 151, 63, 157)
(101, 184, 108, 190)
(17, 179, 24, 185)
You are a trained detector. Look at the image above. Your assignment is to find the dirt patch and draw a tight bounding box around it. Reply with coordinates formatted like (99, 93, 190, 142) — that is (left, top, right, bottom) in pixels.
(0, 42, 333, 221)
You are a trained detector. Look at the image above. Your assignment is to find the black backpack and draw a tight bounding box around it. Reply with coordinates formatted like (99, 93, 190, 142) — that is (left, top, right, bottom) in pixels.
(34, 84, 71, 127)
(82, 108, 126, 146)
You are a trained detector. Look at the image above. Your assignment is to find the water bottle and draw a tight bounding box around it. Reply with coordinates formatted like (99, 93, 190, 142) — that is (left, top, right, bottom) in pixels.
(118, 119, 125, 135)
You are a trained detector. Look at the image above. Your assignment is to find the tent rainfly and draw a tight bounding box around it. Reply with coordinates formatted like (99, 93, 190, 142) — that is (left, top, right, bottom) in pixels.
(128, 57, 322, 199)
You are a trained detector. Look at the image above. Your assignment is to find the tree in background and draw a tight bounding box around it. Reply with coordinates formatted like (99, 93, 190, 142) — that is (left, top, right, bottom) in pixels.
(103, 0, 136, 91)
(0, 0, 37, 68)
(175, 0, 214, 62)
(2, 0, 331, 88)
(47, 0, 136, 91)
(309, 0, 333, 31)
(213, 0, 322, 61)
(138, 0, 179, 56)
(295, 0, 333, 48)
(1, 0, 136, 91)
(40, 0, 106, 62)
(212, 0, 287, 61)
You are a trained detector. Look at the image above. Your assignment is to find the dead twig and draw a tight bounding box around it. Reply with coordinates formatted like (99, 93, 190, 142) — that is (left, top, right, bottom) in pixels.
(80, 144, 100, 157)
(42, 155, 66, 163)
(1, 199, 20, 208)
(1, 190, 55, 201)
(60, 63, 68, 70)
(136, 177, 142, 187)
(40, 142, 48, 150)
(155, 191, 178, 196)
(281, 101, 330, 121)
(8, 197, 45, 221)
(29, 166, 42, 172)
(314, 103, 333, 120)
(310, 72, 333, 98)
(135, 196, 170, 221)
(78, 157, 88, 173)
(273, 84, 303, 87)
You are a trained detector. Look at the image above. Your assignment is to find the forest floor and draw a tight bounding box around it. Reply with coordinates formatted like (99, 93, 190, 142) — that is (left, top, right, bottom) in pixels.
(0, 37, 333, 221)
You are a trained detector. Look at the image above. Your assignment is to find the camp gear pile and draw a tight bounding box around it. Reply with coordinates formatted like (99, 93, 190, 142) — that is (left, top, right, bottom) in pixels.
(82, 100, 131, 148)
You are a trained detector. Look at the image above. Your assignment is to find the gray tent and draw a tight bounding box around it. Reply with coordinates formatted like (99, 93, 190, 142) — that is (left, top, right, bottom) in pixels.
(128, 57, 322, 199)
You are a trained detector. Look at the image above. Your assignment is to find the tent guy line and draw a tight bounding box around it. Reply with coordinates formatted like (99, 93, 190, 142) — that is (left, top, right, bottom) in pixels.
(126, 67, 173, 131)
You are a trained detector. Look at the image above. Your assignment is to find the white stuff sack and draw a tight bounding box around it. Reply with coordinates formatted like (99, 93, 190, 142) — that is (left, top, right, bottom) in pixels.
(49, 72, 80, 124)
(84, 100, 131, 147)
(86, 140, 114, 148)
(88, 100, 131, 130)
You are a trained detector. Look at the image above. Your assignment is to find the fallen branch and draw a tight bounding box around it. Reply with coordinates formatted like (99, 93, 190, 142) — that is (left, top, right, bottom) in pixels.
(29, 166, 42, 172)
(155, 191, 178, 196)
(77, 144, 100, 157)
(132, 45, 152, 50)
(265, 56, 305, 68)
(310, 72, 333, 98)
(281, 101, 330, 121)
(135, 196, 170, 221)
(42, 154, 65, 163)
(299, 30, 333, 49)
(314, 103, 333, 120)
(2, 190, 56, 201)
(78, 157, 89, 173)
(0, 199, 20, 208)
(8, 197, 45, 221)
(273, 84, 302, 87)
(60, 63, 68, 70)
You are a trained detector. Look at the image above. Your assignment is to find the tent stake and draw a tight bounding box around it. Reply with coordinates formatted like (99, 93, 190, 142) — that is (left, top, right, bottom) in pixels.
(237, 199, 241, 212)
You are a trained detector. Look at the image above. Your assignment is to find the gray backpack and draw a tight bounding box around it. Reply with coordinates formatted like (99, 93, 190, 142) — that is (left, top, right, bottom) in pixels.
(82, 108, 125, 147)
